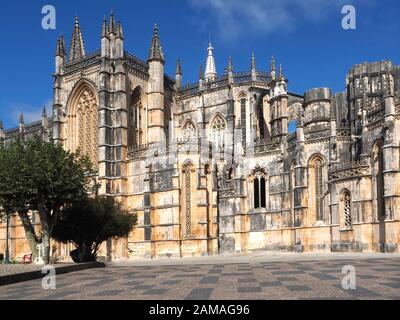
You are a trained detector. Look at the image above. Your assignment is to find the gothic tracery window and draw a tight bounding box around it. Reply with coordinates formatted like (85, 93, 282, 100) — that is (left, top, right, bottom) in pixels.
(183, 163, 193, 237)
(253, 169, 267, 209)
(342, 191, 352, 229)
(73, 87, 98, 166)
(240, 97, 247, 144)
(128, 88, 144, 147)
(311, 156, 325, 221)
(211, 114, 226, 152)
(372, 140, 386, 221)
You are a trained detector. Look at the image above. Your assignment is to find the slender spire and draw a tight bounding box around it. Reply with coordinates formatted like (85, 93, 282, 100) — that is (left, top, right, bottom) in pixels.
(69, 16, 85, 63)
(148, 24, 164, 63)
(227, 56, 233, 73)
(176, 58, 182, 75)
(109, 12, 116, 34)
(19, 112, 24, 124)
(175, 58, 182, 89)
(199, 65, 204, 80)
(251, 52, 256, 70)
(56, 38, 61, 56)
(56, 35, 66, 57)
(42, 105, 47, 118)
(227, 56, 234, 83)
(270, 55, 276, 72)
(0, 120, 3, 130)
(102, 16, 108, 38)
(199, 65, 205, 91)
(205, 42, 217, 82)
(270, 55, 276, 80)
(117, 21, 124, 39)
(60, 35, 66, 55)
(279, 63, 284, 79)
(250, 52, 257, 81)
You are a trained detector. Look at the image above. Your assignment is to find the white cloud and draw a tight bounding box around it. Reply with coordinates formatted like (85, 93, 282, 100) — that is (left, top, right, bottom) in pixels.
(188, 0, 363, 41)
(9, 99, 52, 125)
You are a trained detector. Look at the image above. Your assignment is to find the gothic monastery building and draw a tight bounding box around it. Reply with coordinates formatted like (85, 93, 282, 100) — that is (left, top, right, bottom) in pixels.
(1, 14, 400, 260)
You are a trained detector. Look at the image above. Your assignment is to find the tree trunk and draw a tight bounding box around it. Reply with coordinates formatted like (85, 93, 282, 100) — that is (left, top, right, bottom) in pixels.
(41, 227, 51, 264)
(18, 212, 40, 261)
(78, 242, 96, 262)
(37, 207, 51, 265)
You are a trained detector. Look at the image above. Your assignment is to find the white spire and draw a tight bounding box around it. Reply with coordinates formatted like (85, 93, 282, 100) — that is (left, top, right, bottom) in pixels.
(205, 42, 217, 82)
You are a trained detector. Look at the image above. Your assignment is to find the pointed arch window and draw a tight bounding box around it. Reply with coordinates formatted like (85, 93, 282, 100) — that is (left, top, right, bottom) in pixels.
(315, 158, 324, 221)
(70, 86, 98, 167)
(341, 191, 352, 228)
(182, 163, 194, 237)
(240, 97, 247, 144)
(253, 169, 267, 209)
(310, 156, 325, 221)
(211, 114, 226, 152)
(128, 88, 144, 147)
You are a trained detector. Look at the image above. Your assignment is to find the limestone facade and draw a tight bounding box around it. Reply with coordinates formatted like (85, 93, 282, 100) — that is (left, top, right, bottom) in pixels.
(1, 14, 400, 260)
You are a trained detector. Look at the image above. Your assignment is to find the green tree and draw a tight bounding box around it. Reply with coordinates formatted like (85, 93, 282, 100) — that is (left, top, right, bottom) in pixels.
(52, 196, 137, 262)
(0, 136, 95, 263)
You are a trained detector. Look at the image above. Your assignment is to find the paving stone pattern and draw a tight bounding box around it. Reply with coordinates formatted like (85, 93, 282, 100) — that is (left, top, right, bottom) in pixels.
(1, 257, 400, 300)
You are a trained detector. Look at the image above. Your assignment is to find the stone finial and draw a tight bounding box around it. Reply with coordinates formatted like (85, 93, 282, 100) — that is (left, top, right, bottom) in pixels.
(176, 58, 182, 75)
(199, 65, 204, 91)
(117, 21, 124, 39)
(55, 35, 66, 57)
(60, 35, 66, 55)
(270, 55, 276, 72)
(69, 16, 86, 63)
(227, 56, 233, 73)
(109, 12, 116, 34)
(42, 105, 47, 118)
(19, 112, 24, 124)
(251, 52, 256, 70)
(270, 56, 276, 80)
(102, 17, 108, 38)
(55, 38, 61, 56)
(199, 65, 204, 80)
(279, 63, 284, 79)
(251, 52, 257, 81)
(175, 58, 183, 89)
(148, 24, 165, 63)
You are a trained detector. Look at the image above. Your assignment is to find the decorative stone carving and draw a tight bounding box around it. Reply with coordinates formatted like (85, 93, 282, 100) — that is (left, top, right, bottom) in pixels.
(181, 121, 197, 141)
(70, 86, 98, 166)
(329, 160, 370, 181)
(343, 192, 352, 228)
(151, 170, 173, 192)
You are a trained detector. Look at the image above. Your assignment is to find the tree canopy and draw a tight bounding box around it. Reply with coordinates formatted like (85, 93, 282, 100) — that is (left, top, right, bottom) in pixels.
(0, 136, 95, 263)
(52, 196, 137, 262)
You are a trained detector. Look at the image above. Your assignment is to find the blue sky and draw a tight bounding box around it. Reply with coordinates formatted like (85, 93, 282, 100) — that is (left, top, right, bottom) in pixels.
(0, 0, 399, 128)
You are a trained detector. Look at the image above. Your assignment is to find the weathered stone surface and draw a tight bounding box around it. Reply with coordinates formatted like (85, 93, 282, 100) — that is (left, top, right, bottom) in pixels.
(0, 14, 399, 261)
